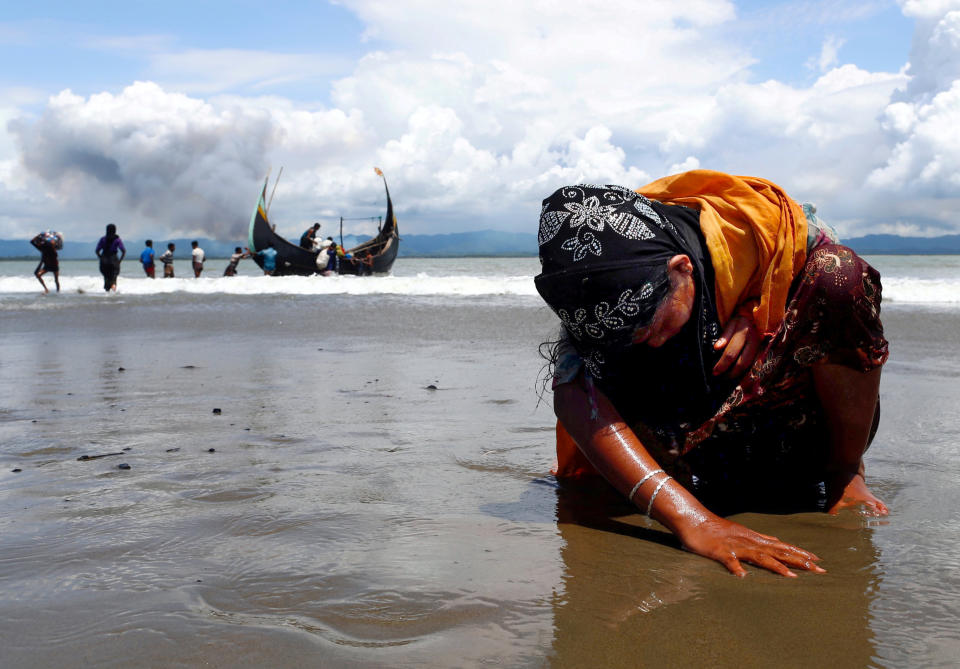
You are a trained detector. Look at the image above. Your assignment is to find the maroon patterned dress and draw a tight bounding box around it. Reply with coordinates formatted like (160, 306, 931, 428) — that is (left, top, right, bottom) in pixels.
(677, 243, 888, 511)
(553, 243, 889, 513)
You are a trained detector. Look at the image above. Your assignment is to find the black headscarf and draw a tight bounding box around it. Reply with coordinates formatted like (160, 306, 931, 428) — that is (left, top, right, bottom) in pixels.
(103, 224, 118, 252)
(535, 184, 730, 433)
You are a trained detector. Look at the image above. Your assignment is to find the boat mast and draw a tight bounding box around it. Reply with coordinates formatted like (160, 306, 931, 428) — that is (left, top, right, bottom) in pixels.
(267, 166, 283, 215)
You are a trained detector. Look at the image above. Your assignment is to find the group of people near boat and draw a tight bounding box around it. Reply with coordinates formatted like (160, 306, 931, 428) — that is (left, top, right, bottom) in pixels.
(298, 222, 372, 274)
(97, 229, 212, 291)
(30, 224, 259, 293)
(29, 221, 372, 292)
(136, 238, 206, 281)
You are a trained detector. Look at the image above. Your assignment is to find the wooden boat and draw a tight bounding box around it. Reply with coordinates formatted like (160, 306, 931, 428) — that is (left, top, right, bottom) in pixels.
(247, 168, 399, 276)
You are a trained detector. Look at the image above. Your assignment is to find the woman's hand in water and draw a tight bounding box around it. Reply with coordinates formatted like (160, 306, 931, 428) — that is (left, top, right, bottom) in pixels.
(676, 513, 826, 578)
(713, 315, 761, 379)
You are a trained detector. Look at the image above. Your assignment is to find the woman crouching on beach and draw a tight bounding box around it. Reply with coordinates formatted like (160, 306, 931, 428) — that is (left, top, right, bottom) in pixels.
(535, 171, 889, 577)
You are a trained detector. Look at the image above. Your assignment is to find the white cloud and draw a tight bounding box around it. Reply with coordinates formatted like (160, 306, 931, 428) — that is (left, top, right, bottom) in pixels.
(862, 220, 956, 236)
(148, 49, 353, 94)
(811, 35, 846, 72)
(899, 0, 960, 19)
(865, 5, 960, 214)
(868, 80, 960, 193)
(8, 82, 373, 239)
(669, 156, 701, 173)
(3, 0, 960, 241)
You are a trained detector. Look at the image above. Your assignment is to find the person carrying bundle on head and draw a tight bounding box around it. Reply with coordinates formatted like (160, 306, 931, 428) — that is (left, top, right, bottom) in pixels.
(31, 230, 62, 293)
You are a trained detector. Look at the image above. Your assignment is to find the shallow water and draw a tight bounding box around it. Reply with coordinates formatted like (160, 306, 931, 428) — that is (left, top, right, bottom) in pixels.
(0, 259, 959, 667)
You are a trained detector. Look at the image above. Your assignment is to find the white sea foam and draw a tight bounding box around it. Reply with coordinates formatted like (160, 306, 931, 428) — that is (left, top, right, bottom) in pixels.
(880, 277, 960, 304)
(0, 272, 541, 298)
(0, 271, 958, 304)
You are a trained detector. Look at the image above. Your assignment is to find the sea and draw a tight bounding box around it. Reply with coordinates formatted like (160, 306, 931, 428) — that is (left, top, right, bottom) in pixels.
(1, 254, 959, 667)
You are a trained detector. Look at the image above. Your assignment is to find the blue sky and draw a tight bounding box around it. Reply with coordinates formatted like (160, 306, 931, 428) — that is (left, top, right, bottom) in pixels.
(1, 0, 958, 242)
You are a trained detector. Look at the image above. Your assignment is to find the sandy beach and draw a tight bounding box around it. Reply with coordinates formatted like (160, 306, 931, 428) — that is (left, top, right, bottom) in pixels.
(0, 257, 958, 667)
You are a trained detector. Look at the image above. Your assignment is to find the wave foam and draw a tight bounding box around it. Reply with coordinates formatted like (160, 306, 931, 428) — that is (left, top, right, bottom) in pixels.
(881, 277, 960, 304)
(0, 273, 957, 304)
(0, 273, 541, 297)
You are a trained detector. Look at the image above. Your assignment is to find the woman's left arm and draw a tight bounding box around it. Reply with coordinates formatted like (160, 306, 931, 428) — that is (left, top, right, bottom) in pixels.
(555, 374, 825, 577)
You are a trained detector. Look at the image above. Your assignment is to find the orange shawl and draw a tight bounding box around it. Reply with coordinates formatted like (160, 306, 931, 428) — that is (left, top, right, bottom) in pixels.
(637, 170, 808, 335)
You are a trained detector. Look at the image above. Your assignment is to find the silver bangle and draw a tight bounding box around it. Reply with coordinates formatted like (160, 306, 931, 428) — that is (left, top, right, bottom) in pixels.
(628, 469, 665, 503)
(646, 476, 673, 517)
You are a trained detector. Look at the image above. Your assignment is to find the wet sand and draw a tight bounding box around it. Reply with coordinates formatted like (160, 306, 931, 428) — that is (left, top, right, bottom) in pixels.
(0, 294, 958, 667)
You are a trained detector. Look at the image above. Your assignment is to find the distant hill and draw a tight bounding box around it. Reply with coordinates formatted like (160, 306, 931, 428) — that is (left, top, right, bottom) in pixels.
(841, 234, 960, 255)
(2, 231, 959, 259)
(397, 230, 537, 257)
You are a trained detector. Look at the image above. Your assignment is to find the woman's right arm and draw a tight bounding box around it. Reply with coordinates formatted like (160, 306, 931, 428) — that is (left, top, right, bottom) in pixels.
(554, 374, 826, 577)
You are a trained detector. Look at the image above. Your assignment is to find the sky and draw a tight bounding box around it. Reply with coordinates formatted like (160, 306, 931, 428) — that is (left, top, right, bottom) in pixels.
(1, 0, 959, 242)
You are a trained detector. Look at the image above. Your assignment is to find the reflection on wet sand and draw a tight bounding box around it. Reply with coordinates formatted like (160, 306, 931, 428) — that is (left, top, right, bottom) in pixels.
(550, 481, 881, 667)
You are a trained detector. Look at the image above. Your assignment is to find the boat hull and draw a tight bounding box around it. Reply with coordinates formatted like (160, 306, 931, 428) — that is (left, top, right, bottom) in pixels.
(247, 176, 399, 276)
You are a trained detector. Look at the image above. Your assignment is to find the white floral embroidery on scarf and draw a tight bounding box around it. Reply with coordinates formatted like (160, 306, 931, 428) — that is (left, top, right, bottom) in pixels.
(565, 195, 612, 232)
(607, 211, 655, 240)
(540, 185, 669, 263)
(560, 230, 602, 261)
(556, 285, 653, 342)
(538, 202, 570, 246)
(583, 349, 606, 378)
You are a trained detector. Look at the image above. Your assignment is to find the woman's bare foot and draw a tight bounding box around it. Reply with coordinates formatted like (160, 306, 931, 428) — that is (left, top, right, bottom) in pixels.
(827, 472, 888, 516)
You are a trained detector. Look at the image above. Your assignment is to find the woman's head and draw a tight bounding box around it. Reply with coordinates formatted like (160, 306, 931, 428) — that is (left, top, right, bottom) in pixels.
(105, 223, 117, 236)
(534, 184, 697, 373)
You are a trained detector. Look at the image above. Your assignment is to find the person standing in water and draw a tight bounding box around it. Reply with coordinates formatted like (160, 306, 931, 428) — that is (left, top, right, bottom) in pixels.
(95, 224, 125, 292)
(140, 239, 156, 278)
(159, 243, 175, 277)
(255, 243, 278, 276)
(223, 247, 250, 276)
(30, 231, 61, 293)
(191, 240, 205, 278)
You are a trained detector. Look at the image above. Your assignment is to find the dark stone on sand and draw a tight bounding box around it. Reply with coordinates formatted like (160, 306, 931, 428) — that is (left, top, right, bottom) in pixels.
(208, 448, 216, 452)
(77, 452, 124, 461)
(11, 468, 22, 473)
(118, 367, 125, 372)
(32, 420, 37, 423)
(123, 447, 131, 451)
(212, 408, 222, 414)
(166, 447, 180, 453)
(118, 463, 131, 470)
(182, 365, 196, 369)
(426, 384, 438, 390)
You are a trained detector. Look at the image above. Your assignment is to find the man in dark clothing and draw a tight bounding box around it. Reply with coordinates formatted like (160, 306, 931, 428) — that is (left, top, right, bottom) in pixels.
(300, 223, 321, 249)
